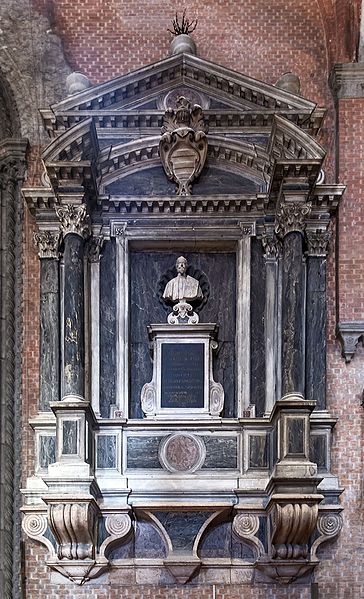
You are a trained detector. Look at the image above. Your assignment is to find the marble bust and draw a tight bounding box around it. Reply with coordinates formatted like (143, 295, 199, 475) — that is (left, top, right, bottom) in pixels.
(163, 256, 202, 303)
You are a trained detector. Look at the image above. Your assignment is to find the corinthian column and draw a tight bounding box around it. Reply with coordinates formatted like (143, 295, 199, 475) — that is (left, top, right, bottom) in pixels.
(55, 204, 90, 401)
(34, 230, 61, 410)
(275, 199, 311, 395)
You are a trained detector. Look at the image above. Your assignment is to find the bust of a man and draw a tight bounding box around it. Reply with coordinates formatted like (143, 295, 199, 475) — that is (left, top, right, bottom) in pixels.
(163, 256, 202, 303)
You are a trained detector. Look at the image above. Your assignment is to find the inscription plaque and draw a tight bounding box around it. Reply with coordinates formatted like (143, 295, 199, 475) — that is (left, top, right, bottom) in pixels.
(161, 343, 204, 409)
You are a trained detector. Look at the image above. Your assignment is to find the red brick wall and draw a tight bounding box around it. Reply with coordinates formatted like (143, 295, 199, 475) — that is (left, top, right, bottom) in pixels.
(337, 98, 364, 321)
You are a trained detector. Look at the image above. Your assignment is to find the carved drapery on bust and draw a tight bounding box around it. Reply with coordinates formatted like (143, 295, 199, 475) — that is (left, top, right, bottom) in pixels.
(159, 96, 208, 195)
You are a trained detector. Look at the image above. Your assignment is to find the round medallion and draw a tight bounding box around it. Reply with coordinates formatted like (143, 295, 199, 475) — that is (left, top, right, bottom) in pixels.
(157, 87, 210, 111)
(159, 433, 206, 473)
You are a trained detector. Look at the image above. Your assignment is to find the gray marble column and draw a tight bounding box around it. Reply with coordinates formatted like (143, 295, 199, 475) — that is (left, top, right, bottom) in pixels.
(34, 231, 61, 411)
(56, 204, 90, 400)
(275, 201, 311, 396)
(305, 229, 330, 410)
(262, 231, 281, 414)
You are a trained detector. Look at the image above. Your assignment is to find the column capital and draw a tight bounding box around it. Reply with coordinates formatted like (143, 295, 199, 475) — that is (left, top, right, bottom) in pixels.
(275, 201, 312, 239)
(305, 229, 331, 257)
(262, 230, 282, 261)
(34, 230, 61, 259)
(55, 203, 91, 239)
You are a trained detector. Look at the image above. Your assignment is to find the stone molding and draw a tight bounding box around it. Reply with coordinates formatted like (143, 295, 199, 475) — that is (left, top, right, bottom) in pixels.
(336, 321, 364, 362)
(34, 230, 61, 259)
(330, 63, 364, 98)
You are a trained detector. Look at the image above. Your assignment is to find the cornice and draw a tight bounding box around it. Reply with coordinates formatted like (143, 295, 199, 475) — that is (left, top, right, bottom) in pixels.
(330, 63, 364, 98)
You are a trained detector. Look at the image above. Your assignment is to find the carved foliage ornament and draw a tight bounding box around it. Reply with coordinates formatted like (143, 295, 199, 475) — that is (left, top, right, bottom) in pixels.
(159, 96, 208, 196)
(305, 229, 331, 256)
(275, 202, 312, 238)
(55, 203, 91, 238)
(34, 230, 61, 259)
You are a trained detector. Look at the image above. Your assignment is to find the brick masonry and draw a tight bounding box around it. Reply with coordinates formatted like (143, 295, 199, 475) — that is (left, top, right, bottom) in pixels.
(6, 0, 363, 597)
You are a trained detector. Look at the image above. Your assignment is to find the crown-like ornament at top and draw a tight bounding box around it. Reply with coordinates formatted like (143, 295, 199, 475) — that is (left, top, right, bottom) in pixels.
(168, 10, 197, 56)
(159, 96, 208, 196)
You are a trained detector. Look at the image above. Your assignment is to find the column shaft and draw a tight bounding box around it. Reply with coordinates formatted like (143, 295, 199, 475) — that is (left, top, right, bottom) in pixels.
(63, 233, 85, 398)
(281, 232, 305, 395)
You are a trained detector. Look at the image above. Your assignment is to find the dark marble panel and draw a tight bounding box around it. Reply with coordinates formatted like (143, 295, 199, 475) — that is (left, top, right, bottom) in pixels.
(62, 420, 78, 454)
(202, 436, 238, 469)
(129, 251, 236, 418)
(100, 239, 116, 418)
(287, 418, 305, 455)
(126, 436, 162, 469)
(39, 435, 56, 469)
(249, 434, 269, 469)
(282, 233, 305, 395)
(40, 259, 59, 411)
(257, 516, 268, 552)
(134, 519, 167, 558)
(306, 258, 326, 410)
(97, 435, 117, 469)
(231, 533, 255, 560)
(63, 234, 85, 397)
(105, 164, 260, 196)
(250, 238, 266, 416)
(310, 434, 327, 471)
(271, 424, 278, 469)
(161, 343, 204, 409)
(44, 526, 57, 551)
(154, 511, 212, 552)
(199, 521, 232, 558)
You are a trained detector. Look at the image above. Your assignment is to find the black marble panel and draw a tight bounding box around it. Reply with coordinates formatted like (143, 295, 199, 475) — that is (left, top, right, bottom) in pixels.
(100, 239, 116, 418)
(129, 251, 236, 418)
(305, 257, 326, 410)
(105, 164, 260, 196)
(287, 418, 305, 455)
(97, 435, 117, 469)
(231, 533, 255, 560)
(40, 259, 59, 411)
(126, 436, 162, 469)
(249, 434, 269, 469)
(161, 343, 204, 409)
(62, 420, 78, 454)
(63, 234, 85, 397)
(250, 238, 266, 416)
(310, 434, 327, 471)
(199, 521, 232, 558)
(282, 233, 305, 395)
(257, 516, 268, 552)
(154, 511, 211, 552)
(134, 519, 167, 559)
(39, 435, 56, 469)
(202, 436, 238, 469)
(271, 424, 278, 469)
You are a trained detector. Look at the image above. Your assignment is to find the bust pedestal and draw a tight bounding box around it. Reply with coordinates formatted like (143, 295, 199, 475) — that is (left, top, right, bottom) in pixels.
(141, 323, 224, 419)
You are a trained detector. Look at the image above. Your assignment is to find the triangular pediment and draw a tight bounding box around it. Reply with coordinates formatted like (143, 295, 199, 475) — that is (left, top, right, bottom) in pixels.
(44, 53, 323, 137)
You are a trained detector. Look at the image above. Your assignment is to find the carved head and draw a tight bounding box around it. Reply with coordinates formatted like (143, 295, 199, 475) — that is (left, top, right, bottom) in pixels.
(176, 256, 187, 275)
(175, 97, 191, 126)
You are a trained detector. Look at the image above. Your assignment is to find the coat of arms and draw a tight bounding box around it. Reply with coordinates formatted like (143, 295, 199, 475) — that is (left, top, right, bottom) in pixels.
(159, 96, 208, 195)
